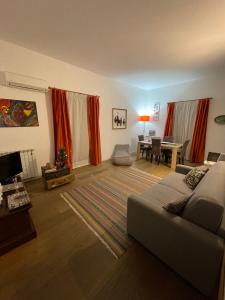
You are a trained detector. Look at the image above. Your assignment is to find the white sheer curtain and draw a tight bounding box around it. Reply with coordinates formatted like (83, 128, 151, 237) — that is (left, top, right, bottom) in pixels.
(173, 101, 197, 159)
(66, 91, 89, 168)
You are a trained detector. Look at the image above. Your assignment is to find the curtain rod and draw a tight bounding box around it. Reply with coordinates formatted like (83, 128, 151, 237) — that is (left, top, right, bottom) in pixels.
(168, 97, 213, 104)
(48, 86, 99, 97)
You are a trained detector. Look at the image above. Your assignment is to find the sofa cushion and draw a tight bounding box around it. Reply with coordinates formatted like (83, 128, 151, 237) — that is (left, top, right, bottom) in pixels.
(163, 194, 190, 214)
(141, 183, 185, 208)
(184, 166, 208, 190)
(218, 216, 225, 239)
(160, 172, 192, 195)
(182, 161, 225, 233)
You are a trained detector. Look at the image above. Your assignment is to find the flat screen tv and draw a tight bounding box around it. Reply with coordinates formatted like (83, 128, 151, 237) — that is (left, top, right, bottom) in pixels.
(0, 152, 23, 184)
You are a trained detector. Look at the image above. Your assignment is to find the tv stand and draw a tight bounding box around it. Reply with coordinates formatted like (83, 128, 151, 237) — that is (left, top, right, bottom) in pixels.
(0, 177, 37, 256)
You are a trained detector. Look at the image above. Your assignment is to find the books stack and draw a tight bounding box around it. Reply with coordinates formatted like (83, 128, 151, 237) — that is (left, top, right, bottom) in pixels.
(7, 191, 30, 211)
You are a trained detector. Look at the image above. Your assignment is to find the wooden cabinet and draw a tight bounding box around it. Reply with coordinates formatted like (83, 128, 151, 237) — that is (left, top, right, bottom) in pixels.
(0, 179, 37, 256)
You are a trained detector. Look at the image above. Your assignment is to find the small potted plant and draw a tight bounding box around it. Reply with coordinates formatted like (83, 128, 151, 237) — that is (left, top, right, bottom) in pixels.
(57, 148, 68, 168)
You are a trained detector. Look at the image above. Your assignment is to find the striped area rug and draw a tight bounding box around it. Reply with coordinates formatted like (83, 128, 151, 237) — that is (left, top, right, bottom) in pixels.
(61, 167, 161, 259)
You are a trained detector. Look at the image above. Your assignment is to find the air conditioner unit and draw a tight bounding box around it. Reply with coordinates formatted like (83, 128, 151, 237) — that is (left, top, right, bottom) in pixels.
(0, 71, 48, 93)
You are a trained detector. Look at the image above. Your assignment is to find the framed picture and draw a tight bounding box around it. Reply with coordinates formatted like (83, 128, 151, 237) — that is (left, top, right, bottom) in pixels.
(0, 98, 39, 127)
(153, 102, 160, 121)
(112, 108, 127, 129)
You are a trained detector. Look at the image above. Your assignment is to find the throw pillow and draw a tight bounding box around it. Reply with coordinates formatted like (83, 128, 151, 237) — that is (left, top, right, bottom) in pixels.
(163, 195, 190, 214)
(184, 166, 208, 190)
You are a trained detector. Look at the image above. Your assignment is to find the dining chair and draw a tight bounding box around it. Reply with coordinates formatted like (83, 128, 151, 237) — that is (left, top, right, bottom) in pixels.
(163, 136, 174, 143)
(138, 135, 151, 159)
(149, 138, 161, 165)
(218, 153, 225, 162)
(177, 139, 190, 164)
(138, 135, 144, 141)
(207, 152, 221, 162)
(162, 136, 174, 162)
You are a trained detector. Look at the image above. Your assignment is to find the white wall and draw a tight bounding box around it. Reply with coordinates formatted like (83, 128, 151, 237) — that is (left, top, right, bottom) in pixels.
(145, 76, 225, 158)
(1, 38, 224, 170)
(0, 39, 147, 174)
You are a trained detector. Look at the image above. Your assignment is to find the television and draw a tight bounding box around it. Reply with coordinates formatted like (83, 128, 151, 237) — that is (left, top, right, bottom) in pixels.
(0, 152, 23, 184)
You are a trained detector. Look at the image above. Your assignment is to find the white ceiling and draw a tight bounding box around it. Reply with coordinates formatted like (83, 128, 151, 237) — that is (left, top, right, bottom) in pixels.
(0, 0, 225, 90)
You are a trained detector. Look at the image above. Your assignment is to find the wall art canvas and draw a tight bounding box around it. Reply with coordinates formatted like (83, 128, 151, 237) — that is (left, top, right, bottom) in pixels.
(0, 99, 39, 127)
(149, 130, 156, 137)
(153, 102, 160, 121)
(112, 108, 127, 129)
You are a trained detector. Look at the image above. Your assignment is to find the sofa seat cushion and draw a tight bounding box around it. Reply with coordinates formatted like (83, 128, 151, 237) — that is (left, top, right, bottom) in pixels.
(140, 183, 185, 208)
(112, 156, 132, 166)
(159, 172, 192, 195)
(112, 150, 130, 158)
(182, 161, 225, 233)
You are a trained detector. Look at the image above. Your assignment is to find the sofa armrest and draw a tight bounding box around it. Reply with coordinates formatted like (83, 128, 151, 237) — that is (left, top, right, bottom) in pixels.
(127, 195, 224, 296)
(175, 164, 193, 175)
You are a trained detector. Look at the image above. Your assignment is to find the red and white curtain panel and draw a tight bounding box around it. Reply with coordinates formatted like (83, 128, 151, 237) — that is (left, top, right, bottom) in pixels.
(164, 98, 210, 163)
(50, 88, 102, 169)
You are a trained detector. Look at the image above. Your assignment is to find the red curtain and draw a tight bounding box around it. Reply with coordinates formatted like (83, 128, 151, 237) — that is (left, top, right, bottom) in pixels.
(189, 99, 210, 163)
(51, 88, 73, 169)
(87, 96, 102, 165)
(164, 102, 175, 137)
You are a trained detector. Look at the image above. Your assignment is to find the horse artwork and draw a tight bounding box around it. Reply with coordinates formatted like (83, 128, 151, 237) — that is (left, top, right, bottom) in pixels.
(112, 108, 127, 129)
(0, 99, 39, 127)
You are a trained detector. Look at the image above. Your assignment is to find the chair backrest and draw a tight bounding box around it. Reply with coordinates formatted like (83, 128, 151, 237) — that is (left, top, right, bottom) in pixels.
(113, 144, 130, 154)
(163, 136, 174, 143)
(207, 152, 220, 162)
(151, 138, 161, 155)
(218, 153, 225, 162)
(181, 140, 190, 157)
(138, 135, 144, 141)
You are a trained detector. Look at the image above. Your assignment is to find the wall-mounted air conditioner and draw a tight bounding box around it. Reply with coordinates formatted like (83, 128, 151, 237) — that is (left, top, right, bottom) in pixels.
(0, 71, 48, 93)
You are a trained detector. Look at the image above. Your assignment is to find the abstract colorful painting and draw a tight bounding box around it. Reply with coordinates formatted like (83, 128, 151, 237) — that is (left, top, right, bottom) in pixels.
(0, 99, 39, 127)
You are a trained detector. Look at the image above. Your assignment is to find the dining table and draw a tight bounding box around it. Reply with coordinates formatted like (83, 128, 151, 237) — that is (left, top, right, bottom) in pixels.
(136, 140, 183, 170)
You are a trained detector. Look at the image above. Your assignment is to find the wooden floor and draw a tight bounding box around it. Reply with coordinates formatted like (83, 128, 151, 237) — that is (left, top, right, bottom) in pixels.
(0, 159, 220, 300)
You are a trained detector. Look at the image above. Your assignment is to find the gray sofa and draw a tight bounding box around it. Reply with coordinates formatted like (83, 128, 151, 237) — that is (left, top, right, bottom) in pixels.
(127, 161, 225, 296)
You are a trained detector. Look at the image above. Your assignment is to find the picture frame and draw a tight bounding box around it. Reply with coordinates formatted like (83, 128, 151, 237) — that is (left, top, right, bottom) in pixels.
(112, 108, 127, 129)
(153, 102, 160, 121)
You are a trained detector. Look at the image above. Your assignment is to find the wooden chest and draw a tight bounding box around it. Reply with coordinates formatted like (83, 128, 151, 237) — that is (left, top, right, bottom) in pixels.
(41, 166, 75, 190)
(44, 173, 75, 190)
(41, 166, 70, 180)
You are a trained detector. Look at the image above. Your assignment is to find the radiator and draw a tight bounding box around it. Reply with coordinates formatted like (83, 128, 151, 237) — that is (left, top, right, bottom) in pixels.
(0, 149, 38, 181)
